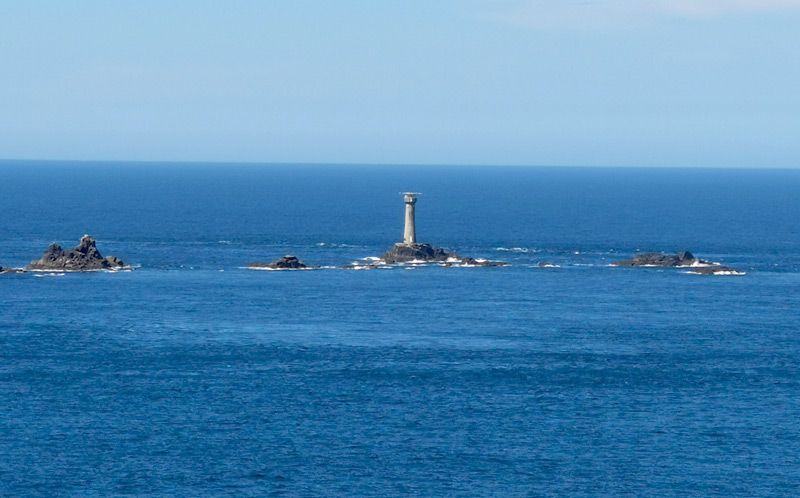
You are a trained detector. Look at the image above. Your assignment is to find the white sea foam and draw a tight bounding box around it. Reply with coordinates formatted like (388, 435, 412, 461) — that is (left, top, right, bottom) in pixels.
(362, 256, 381, 261)
(316, 242, 359, 248)
(494, 247, 535, 253)
(676, 260, 719, 268)
(27, 267, 132, 273)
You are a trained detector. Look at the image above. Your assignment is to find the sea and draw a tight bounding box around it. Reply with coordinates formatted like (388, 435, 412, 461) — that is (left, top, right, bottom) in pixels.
(1, 161, 799, 497)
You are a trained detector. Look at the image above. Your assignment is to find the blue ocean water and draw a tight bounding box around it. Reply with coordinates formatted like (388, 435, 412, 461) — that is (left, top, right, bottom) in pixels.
(1, 161, 799, 497)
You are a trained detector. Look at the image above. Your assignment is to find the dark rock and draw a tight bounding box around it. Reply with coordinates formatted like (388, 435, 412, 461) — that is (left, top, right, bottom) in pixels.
(687, 266, 745, 276)
(381, 243, 458, 263)
(248, 255, 308, 269)
(26, 235, 126, 271)
(612, 250, 708, 267)
(460, 257, 507, 267)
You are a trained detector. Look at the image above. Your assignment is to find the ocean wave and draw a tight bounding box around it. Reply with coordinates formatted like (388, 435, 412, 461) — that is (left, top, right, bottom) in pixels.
(676, 260, 720, 268)
(494, 247, 538, 253)
(316, 242, 361, 248)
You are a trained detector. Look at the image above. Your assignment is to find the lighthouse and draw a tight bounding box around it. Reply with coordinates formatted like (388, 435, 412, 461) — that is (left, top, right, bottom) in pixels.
(402, 192, 420, 244)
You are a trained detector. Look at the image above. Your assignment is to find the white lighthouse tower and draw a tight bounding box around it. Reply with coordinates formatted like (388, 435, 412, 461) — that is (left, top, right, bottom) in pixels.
(402, 192, 420, 244)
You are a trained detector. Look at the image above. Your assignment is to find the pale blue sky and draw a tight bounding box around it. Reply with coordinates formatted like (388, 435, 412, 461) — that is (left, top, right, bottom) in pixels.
(1, 1, 799, 167)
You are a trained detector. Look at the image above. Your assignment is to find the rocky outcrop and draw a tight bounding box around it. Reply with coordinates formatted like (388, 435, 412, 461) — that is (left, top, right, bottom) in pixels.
(380, 243, 506, 267)
(247, 255, 308, 269)
(612, 251, 708, 267)
(458, 257, 507, 267)
(26, 235, 126, 271)
(687, 266, 745, 276)
(380, 243, 458, 263)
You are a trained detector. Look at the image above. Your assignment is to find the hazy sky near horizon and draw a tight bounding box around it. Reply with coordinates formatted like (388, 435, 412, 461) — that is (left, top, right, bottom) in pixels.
(2, 1, 799, 167)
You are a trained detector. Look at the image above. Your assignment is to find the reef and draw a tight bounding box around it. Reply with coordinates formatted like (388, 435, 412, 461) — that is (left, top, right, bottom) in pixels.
(247, 255, 309, 270)
(450, 257, 506, 267)
(26, 235, 126, 271)
(687, 266, 746, 276)
(611, 251, 709, 267)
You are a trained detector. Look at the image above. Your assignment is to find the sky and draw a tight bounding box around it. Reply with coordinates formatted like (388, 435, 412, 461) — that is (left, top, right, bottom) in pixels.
(1, 1, 799, 167)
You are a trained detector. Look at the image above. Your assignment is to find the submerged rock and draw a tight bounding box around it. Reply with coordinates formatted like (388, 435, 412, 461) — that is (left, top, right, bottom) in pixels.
(380, 243, 456, 263)
(612, 250, 708, 267)
(687, 266, 745, 276)
(26, 234, 126, 271)
(459, 257, 507, 267)
(248, 255, 308, 269)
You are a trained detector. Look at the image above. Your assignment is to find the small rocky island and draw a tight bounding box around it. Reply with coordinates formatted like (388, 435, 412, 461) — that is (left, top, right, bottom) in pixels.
(247, 255, 310, 270)
(612, 250, 744, 275)
(612, 251, 708, 267)
(380, 242, 455, 263)
(379, 193, 505, 267)
(27, 234, 126, 271)
(686, 266, 745, 276)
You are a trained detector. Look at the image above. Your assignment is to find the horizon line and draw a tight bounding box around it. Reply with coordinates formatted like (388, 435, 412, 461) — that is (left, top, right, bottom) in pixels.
(1, 158, 798, 171)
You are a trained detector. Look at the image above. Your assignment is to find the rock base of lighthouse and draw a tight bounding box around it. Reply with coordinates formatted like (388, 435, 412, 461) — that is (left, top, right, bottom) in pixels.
(381, 243, 456, 263)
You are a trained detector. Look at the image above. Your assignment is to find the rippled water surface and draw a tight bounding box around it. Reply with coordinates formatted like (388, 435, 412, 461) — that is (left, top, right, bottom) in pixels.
(1, 162, 799, 496)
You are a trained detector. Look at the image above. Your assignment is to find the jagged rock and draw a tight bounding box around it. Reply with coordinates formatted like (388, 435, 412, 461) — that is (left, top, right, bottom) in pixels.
(248, 255, 308, 269)
(612, 250, 708, 267)
(380, 243, 458, 263)
(26, 235, 126, 271)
